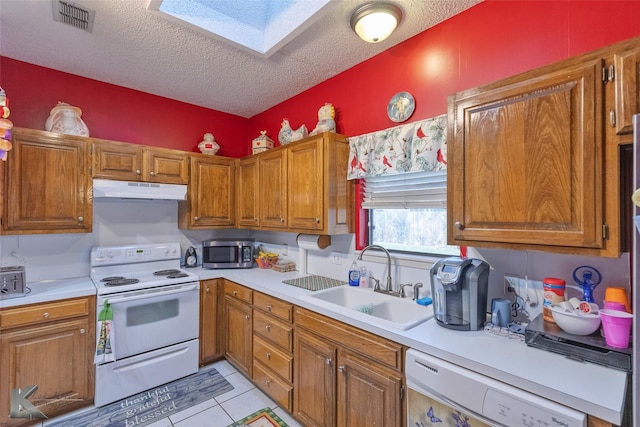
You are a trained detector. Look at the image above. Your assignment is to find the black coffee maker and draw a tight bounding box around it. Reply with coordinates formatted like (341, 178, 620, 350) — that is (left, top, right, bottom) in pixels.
(430, 257, 490, 331)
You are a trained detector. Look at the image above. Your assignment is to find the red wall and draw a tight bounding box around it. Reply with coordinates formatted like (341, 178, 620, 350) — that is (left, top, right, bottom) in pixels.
(0, 58, 249, 157)
(250, 0, 640, 140)
(2, 1, 640, 156)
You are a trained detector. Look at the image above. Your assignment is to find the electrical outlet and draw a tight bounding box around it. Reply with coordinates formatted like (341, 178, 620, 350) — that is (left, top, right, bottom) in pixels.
(504, 274, 521, 294)
(331, 251, 342, 265)
(281, 244, 288, 256)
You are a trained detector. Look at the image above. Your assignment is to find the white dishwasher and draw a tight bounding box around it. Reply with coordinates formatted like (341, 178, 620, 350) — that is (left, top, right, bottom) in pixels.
(405, 349, 587, 427)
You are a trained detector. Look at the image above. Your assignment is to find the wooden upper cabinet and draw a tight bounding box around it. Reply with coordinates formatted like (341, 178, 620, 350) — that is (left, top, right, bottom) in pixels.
(287, 132, 353, 234)
(288, 138, 324, 231)
(145, 147, 189, 184)
(237, 156, 261, 227)
(260, 149, 288, 229)
(613, 45, 640, 135)
(3, 128, 92, 234)
(448, 58, 606, 254)
(178, 154, 235, 229)
(92, 139, 143, 181)
(236, 131, 353, 234)
(93, 139, 188, 184)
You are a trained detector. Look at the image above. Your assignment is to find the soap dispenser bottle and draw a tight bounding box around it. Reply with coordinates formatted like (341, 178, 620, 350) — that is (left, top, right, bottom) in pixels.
(348, 261, 360, 286)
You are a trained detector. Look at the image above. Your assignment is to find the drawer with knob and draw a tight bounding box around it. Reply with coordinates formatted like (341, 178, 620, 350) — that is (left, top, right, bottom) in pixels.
(253, 292, 293, 322)
(253, 335, 293, 381)
(0, 297, 91, 330)
(252, 359, 293, 412)
(224, 281, 253, 304)
(253, 309, 293, 351)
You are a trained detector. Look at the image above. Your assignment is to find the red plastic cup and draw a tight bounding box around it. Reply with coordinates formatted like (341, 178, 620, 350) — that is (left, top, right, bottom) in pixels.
(600, 309, 633, 348)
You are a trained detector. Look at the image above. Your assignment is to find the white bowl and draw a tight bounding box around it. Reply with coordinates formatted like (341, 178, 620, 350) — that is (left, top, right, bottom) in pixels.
(550, 306, 601, 335)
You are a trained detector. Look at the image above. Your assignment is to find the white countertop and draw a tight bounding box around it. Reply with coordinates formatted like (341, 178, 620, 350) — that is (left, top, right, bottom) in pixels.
(1, 268, 629, 424)
(197, 267, 629, 425)
(0, 276, 96, 309)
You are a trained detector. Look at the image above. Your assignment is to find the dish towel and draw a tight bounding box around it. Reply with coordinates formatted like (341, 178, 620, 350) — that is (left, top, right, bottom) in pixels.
(94, 300, 115, 364)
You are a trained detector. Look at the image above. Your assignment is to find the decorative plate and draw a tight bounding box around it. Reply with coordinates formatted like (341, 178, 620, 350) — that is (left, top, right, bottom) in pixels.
(387, 92, 415, 123)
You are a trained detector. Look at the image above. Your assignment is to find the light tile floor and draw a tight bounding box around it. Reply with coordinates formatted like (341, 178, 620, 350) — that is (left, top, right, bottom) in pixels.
(41, 360, 303, 427)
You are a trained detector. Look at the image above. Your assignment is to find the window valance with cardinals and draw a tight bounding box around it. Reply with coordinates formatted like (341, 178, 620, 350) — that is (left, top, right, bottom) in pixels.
(347, 114, 447, 179)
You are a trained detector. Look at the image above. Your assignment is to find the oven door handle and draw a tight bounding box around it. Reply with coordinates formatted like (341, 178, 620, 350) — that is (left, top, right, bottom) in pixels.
(412, 383, 504, 427)
(106, 284, 198, 305)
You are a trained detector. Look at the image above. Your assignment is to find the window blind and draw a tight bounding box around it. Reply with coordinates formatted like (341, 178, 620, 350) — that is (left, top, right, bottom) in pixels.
(361, 170, 447, 209)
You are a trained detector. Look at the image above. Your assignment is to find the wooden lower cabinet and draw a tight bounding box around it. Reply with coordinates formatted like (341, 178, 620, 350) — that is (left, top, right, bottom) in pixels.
(0, 296, 95, 426)
(337, 349, 402, 427)
(223, 281, 253, 376)
(294, 307, 404, 427)
(200, 279, 223, 365)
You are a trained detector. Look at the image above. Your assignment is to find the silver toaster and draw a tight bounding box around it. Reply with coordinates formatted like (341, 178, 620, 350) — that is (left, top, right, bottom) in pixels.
(0, 266, 27, 299)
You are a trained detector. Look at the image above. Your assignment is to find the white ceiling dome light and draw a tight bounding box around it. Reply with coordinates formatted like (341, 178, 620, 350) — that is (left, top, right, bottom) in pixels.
(350, 2, 403, 43)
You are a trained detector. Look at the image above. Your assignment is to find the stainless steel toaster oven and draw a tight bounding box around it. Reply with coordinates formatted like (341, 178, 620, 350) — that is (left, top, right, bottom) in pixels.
(0, 266, 27, 299)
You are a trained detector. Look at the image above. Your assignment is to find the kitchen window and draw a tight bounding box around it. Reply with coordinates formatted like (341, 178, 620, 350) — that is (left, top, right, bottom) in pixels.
(362, 170, 458, 256)
(347, 115, 455, 256)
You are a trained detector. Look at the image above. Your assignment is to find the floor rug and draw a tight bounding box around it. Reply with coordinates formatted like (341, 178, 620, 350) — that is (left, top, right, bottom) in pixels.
(47, 365, 234, 427)
(228, 407, 289, 427)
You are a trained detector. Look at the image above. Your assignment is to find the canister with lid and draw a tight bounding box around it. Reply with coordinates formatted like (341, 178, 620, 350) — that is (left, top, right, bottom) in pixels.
(543, 277, 566, 322)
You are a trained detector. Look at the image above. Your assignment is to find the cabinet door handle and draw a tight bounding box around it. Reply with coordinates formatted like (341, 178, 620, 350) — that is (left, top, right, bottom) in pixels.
(233, 290, 238, 296)
(315, 218, 320, 224)
(280, 218, 285, 222)
(455, 221, 465, 230)
(77, 216, 84, 222)
(325, 358, 332, 366)
(266, 352, 271, 360)
(194, 216, 199, 221)
(244, 314, 250, 320)
(610, 110, 616, 127)
(136, 169, 141, 175)
(266, 304, 272, 311)
(254, 217, 258, 222)
(265, 379, 271, 386)
(80, 329, 86, 334)
(150, 171, 156, 177)
(265, 324, 271, 332)
(43, 312, 50, 318)
(205, 287, 210, 293)
(338, 365, 346, 373)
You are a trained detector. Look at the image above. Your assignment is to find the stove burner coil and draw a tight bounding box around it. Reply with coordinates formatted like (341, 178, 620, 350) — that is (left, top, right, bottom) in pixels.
(167, 272, 189, 279)
(153, 269, 181, 276)
(104, 278, 140, 287)
(101, 276, 125, 282)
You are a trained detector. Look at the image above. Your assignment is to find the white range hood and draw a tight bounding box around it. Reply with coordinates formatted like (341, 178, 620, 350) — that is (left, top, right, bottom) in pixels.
(93, 179, 187, 201)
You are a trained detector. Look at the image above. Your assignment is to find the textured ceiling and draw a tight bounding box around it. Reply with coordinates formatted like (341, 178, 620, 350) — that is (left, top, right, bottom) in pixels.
(0, 0, 481, 118)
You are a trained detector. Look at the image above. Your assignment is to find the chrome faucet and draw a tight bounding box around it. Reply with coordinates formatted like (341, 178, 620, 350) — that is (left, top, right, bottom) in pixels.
(358, 245, 394, 295)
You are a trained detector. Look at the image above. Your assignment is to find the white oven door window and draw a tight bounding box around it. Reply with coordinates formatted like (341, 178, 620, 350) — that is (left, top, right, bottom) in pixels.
(104, 284, 199, 360)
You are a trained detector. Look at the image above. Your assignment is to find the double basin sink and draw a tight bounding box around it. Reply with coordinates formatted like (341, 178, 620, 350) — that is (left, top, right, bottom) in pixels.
(300, 285, 433, 331)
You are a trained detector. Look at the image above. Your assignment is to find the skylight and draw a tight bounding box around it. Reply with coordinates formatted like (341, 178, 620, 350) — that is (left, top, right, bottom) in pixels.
(147, 0, 334, 57)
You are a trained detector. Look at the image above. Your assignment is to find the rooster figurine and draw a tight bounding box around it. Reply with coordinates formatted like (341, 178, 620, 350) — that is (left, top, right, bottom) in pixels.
(310, 103, 336, 136)
(278, 119, 308, 145)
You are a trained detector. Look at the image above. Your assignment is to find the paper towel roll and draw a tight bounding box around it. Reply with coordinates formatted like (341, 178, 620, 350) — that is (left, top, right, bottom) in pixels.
(296, 234, 331, 251)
